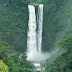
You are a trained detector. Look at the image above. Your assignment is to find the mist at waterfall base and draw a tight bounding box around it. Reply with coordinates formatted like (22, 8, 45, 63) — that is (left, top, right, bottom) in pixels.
(27, 4, 58, 63)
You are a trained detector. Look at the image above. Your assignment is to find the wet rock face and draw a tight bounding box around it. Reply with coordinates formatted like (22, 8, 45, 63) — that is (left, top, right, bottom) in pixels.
(34, 63, 40, 67)
(33, 63, 41, 71)
(33, 63, 45, 71)
(29, 4, 39, 7)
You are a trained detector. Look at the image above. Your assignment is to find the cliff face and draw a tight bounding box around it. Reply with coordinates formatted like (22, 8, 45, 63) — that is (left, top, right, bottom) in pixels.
(42, 0, 72, 51)
(0, 0, 29, 52)
(0, 0, 72, 52)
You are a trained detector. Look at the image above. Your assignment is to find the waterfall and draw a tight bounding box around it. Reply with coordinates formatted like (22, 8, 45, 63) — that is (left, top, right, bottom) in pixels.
(27, 5, 37, 60)
(27, 4, 46, 62)
(27, 4, 58, 63)
(37, 4, 43, 53)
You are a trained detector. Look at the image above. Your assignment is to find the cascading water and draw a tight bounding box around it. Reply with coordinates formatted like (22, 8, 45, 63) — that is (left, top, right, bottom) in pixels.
(37, 4, 43, 53)
(27, 4, 50, 62)
(27, 5, 37, 60)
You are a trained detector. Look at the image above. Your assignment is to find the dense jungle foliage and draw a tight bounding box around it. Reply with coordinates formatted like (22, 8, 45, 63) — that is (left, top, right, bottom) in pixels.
(0, 0, 72, 72)
(0, 0, 72, 52)
(0, 60, 9, 72)
(45, 37, 72, 72)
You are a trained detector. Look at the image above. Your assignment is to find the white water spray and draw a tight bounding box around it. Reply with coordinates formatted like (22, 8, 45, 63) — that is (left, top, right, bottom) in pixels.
(27, 5, 37, 60)
(27, 4, 50, 62)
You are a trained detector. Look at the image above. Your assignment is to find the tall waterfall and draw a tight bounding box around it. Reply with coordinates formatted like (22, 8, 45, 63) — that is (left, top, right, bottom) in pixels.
(37, 4, 43, 53)
(27, 4, 58, 63)
(27, 4, 45, 62)
(27, 5, 37, 60)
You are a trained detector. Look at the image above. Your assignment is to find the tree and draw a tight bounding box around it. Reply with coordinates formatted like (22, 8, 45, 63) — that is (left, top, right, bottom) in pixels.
(4, 56, 19, 72)
(4, 53, 34, 72)
(0, 60, 9, 72)
(0, 41, 13, 60)
(45, 37, 72, 72)
(59, 37, 72, 50)
(18, 53, 34, 72)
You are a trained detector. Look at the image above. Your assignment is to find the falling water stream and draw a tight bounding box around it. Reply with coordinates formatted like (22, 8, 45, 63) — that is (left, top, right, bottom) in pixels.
(37, 4, 43, 53)
(27, 4, 50, 71)
(27, 5, 37, 61)
(27, 4, 45, 61)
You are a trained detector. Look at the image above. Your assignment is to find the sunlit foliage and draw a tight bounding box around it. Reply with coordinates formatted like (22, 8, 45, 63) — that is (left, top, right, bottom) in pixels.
(0, 60, 9, 72)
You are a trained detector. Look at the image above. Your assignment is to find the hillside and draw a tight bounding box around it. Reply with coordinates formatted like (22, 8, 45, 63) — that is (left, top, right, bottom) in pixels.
(0, 0, 72, 72)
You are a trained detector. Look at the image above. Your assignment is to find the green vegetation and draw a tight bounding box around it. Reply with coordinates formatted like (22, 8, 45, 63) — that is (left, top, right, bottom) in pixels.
(0, 0, 72, 72)
(0, 41, 13, 60)
(0, 0, 72, 52)
(0, 41, 34, 72)
(4, 53, 34, 72)
(0, 0, 30, 52)
(0, 60, 9, 72)
(45, 37, 72, 72)
(42, 0, 72, 51)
